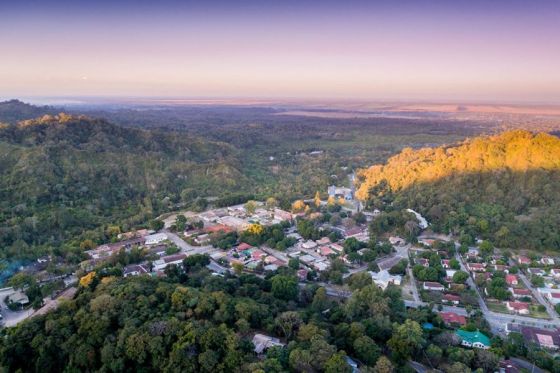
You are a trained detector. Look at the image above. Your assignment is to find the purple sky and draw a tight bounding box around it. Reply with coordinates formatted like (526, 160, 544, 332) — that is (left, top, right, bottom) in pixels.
(1, 0, 559, 102)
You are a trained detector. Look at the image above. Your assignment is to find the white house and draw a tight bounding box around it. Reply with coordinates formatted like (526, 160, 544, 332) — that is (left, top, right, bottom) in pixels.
(145, 233, 168, 245)
(369, 270, 402, 290)
(153, 253, 187, 271)
(423, 282, 445, 291)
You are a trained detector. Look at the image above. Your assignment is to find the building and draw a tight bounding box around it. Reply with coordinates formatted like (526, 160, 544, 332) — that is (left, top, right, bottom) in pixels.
(145, 233, 168, 246)
(467, 263, 486, 272)
(328, 185, 353, 200)
(528, 268, 545, 276)
(329, 243, 344, 253)
(517, 256, 531, 265)
(505, 274, 519, 286)
(302, 240, 318, 250)
(423, 282, 445, 291)
(442, 294, 461, 305)
(467, 248, 479, 258)
(318, 246, 335, 256)
(440, 311, 467, 327)
(417, 258, 430, 267)
(252, 334, 284, 354)
(547, 292, 560, 305)
(550, 269, 560, 279)
(123, 264, 149, 277)
(153, 253, 187, 271)
(506, 301, 530, 315)
(316, 237, 331, 245)
(456, 330, 491, 349)
(441, 259, 450, 269)
(540, 257, 555, 266)
(389, 236, 405, 246)
(519, 326, 560, 350)
(509, 288, 532, 299)
(369, 270, 402, 290)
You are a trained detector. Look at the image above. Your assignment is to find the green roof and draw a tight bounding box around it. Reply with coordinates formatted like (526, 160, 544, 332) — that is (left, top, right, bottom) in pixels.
(455, 329, 491, 346)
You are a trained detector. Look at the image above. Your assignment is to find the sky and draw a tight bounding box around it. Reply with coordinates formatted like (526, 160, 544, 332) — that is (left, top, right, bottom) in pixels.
(1, 0, 560, 103)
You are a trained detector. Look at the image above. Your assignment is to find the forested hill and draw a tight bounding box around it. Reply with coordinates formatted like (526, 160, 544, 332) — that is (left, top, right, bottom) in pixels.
(0, 99, 57, 124)
(0, 113, 246, 260)
(356, 130, 560, 250)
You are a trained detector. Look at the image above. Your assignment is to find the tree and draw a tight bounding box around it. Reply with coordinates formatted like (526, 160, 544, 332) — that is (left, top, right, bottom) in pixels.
(275, 311, 302, 340)
(245, 200, 257, 215)
(347, 272, 373, 290)
(479, 240, 494, 257)
(149, 219, 164, 231)
(271, 275, 298, 301)
(314, 192, 322, 208)
(387, 319, 425, 361)
(373, 356, 394, 373)
(175, 215, 187, 232)
(324, 352, 351, 373)
(327, 196, 336, 206)
(354, 336, 380, 366)
(232, 262, 244, 275)
(288, 258, 300, 270)
(79, 271, 96, 288)
(292, 200, 306, 213)
(425, 344, 443, 366)
(265, 197, 278, 210)
(452, 271, 469, 284)
(80, 239, 95, 250)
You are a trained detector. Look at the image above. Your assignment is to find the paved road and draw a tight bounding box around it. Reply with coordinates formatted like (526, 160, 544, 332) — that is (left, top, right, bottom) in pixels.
(0, 287, 34, 327)
(455, 253, 489, 313)
(517, 270, 559, 321)
(407, 267, 421, 302)
(163, 230, 214, 255)
(508, 357, 545, 373)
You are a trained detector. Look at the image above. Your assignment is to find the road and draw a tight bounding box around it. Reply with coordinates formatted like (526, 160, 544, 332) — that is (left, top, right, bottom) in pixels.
(163, 230, 215, 255)
(517, 269, 559, 321)
(407, 267, 421, 302)
(455, 253, 489, 313)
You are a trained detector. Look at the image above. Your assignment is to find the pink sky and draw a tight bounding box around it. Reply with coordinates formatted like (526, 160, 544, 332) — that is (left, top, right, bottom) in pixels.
(1, 1, 559, 102)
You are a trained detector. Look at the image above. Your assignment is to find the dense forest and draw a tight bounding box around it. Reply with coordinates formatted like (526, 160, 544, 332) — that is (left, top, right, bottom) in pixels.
(357, 130, 560, 250)
(0, 260, 514, 373)
(0, 111, 246, 260)
(0, 100, 472, 261)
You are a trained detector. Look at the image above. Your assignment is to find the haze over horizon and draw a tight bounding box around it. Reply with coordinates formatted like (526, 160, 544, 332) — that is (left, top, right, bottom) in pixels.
(2, 0, 560, 103)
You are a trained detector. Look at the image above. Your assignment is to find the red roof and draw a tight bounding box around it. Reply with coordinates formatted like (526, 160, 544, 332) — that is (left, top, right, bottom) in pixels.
(443, 294, 461, 302)
(204, 224, 235, 234)
(507, 301, 529, 310)
(440, 311, 466, 326)
(512, 288, 531, 296)
(238, 242, 253, 251)
(506, 274, 518, 284)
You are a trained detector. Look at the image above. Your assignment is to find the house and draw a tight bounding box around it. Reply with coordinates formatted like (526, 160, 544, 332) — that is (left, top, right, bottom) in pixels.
(440, 311, 467, 326)
(550, 268, 560, 279)
(528, 268, 545, 277)
(312, 261, 330, 272)
(316, 237, 331, 246)
(203, 224, 235, 235)
(442, 294, 461, 305)
(494, 264, 508, 272)
(510, 288, 532, 299)
(273, 208, 293, 222)
(517, 256, 531, 265)
(6, 291, 30, 308)
(506, 301, 530, 315)
(328, 185, 353, 200)
(423, 282, 445, 291)
(123, 264, 149, 277)
(369, 270, 402, 290)
(153, 253, 187, 271)
(505, 274, 518, 286)
(264, 264, 278, 271)
(467, 248, 479, 258)
(237, 242, 253, 251)
(456, 330, 490, 349)
(519, 326, 560, 350)
(252, 334, 284, 354)
(318, 246, 335, 257)
(299, 254, 317, 265)
(541, 257, 555, 266)
(441, 259, 450, 269)
(417, 258, 430, 267)
(467, 263, 486, 272)
(302, 240, 318, 250)
(546, 292, 560, 305)
(251, 250, 267, 261)
(445, 269, 457, 282)
(329, 243, 344, 253)
(145, 233, 168, 245)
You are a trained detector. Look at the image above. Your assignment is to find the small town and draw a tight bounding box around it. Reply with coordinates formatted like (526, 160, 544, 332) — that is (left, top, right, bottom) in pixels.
(2, 183, 559, 372)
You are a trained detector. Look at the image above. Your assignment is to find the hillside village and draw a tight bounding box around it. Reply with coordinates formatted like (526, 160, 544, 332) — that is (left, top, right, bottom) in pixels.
(2, 183, 560, 369)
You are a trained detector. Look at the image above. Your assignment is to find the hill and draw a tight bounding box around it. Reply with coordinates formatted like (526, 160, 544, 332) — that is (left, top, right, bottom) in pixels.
(356, 130, 560, 250)
(0, 113, 246, 259)
(0, 99, 57, 124)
